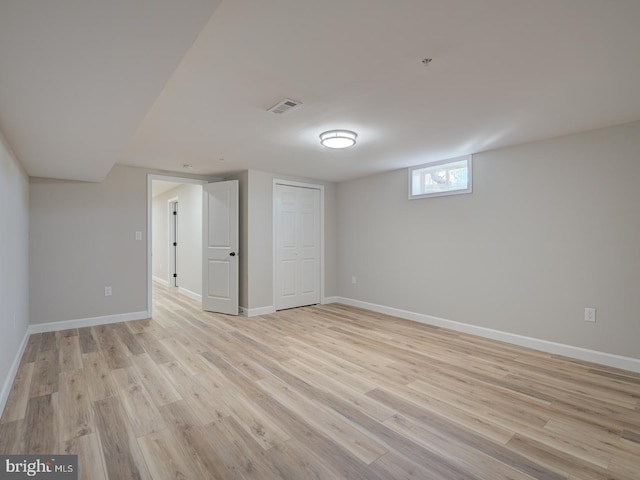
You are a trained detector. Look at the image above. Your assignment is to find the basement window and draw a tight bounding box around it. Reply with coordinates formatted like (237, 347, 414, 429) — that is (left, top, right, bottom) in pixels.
(409, 155, 472, 199)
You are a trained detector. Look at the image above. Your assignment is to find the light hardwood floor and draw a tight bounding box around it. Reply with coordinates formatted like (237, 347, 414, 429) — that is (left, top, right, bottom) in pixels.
(1, 283, 640, 479)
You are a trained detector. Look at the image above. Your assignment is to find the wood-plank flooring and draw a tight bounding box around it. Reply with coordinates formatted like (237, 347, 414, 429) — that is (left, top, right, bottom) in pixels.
(2, 282, 640, 479)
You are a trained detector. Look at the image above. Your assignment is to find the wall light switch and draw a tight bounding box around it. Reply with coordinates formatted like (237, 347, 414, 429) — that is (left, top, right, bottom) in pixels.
(584, 307, 596, 323)
(105, 286, 112, 297)
(135, 231, 143, 241)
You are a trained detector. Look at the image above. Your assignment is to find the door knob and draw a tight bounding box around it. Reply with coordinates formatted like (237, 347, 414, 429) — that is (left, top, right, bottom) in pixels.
(229, 252, 236, 257)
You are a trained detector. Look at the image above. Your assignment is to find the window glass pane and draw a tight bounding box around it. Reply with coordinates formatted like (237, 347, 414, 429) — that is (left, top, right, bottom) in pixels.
(409, 155, 472, 199)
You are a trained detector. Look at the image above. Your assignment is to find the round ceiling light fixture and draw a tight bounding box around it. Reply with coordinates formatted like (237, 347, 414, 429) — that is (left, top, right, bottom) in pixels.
(319, 130, 357, 149)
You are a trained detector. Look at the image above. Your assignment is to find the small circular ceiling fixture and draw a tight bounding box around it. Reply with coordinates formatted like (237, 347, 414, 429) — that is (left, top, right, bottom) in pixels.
(319, 130, 358, 149)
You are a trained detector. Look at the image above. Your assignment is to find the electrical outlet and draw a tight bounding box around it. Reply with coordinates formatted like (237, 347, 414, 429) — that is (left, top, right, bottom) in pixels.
(352, 276, 357, 284)
(584, 307, 596, 323)
(104, 286, 112, 297)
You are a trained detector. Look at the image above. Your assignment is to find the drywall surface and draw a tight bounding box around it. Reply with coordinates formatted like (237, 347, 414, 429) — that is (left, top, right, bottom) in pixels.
(0, 131, 29, 409)
(337, 121, 640, 359)
(30, 165, 149, 324)
(152, 191, 170, 283)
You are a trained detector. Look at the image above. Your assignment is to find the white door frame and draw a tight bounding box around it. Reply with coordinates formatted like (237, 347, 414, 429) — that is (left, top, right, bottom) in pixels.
(167, 197, 179, 287)
(147, 174, 207, 317)
(272, 179, 325, 310)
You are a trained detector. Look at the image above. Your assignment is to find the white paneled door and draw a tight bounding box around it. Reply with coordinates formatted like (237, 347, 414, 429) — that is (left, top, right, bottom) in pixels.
(202, 180, 239, 315)
(275, 184, 321, 310)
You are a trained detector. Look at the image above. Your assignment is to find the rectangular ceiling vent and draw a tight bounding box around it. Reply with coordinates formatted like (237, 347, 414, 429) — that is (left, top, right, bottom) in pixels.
(267, 98, 302, 114)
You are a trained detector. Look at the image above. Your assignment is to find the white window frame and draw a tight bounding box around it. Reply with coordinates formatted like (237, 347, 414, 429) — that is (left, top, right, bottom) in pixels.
(408, 155, 473, 200)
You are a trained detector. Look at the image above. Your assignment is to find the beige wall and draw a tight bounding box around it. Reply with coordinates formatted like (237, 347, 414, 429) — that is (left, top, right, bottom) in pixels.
(0, 131, 30, 406)
(152, 183, 203, 295)
(30, 165, 149, 324)
(337, 121, 640, 359)
(151, 191, 170, 282)
(29, 166, 213, 324)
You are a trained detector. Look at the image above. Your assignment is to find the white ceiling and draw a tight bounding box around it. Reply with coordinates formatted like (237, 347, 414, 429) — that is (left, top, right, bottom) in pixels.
(2, 0, 640, 183)
(0, 0, 221, 182)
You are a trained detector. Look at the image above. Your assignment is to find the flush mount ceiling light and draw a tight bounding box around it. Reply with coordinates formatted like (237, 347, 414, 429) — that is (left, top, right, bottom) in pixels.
(319, 130, 357, 149)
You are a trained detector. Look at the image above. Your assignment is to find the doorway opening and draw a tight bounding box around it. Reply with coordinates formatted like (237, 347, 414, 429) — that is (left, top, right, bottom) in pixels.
(148, 175, 206, 317)
(147, 174, 240, 317)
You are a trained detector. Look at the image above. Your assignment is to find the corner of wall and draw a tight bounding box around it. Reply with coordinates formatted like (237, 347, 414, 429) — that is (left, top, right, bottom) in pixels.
(0, 331, 30, 418)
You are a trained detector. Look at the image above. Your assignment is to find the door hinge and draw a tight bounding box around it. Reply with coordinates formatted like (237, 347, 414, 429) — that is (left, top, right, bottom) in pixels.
(173, 211, 177, 215)
(173, 242, 177, 246)
(173, 273, 177, 278)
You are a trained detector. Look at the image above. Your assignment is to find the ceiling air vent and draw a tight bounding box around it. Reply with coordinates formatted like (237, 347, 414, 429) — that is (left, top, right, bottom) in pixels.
(267, 98, 302, 114)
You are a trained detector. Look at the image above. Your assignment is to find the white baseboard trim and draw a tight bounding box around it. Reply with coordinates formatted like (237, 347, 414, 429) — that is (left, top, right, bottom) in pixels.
(152, 276, 169, 287)
(178, 287, 202, 302)
(334, 297, 640, 373)
(323, 296, 340, 304)
(0, 329, 30, 418)
(28, 311, 149, 334)
(239, 305, 276, 317)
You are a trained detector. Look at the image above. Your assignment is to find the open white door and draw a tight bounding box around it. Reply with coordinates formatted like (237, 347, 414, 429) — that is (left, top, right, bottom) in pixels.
(202, 180, 239, 315)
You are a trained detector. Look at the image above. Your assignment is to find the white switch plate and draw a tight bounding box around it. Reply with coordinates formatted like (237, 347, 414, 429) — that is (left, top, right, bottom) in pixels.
(584, 307, 596, 322)
(105, 286, 112, 297)
(135, 231, 142, 241)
